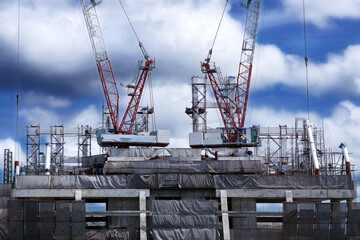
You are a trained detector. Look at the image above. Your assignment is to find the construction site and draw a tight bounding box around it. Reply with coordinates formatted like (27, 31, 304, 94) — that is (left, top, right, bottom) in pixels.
(0, 0, 358, 239)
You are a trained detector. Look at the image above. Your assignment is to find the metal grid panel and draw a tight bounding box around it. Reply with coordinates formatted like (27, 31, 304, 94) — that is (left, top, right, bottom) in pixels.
(72, 201, 85, 222)
(39, 221, 55, 240)
(8, 221, 23, 240)
(72, 222, 86, 239)
(39, 202, 55, 222)
(8, 200, 23, 222)
(55, 202, 70, 222)
(24, 201, 38, 222)
(24, 221, 38, 240)
(55, 222, 70, 240)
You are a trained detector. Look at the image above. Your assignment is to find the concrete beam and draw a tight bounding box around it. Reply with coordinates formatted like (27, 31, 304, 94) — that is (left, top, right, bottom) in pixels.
(12, 189, 150, 199)
(216, 189, 356, 200)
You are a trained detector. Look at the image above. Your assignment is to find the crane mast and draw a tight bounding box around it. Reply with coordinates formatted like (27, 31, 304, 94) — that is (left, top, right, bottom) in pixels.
(236, 0, 262, 127)
(80, 0, 120, 132)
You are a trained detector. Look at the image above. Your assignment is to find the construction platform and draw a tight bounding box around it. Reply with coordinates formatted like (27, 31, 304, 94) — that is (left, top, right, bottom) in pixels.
(2, 147, 357, 240)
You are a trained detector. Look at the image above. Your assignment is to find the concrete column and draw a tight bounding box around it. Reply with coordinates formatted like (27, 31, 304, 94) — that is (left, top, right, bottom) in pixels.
(220, 190, 230, 240)
(231, 198, 257, 239)
(75, 190, 82, 201)
(139, 190, 147, 240)
(285, 190, 293, 202)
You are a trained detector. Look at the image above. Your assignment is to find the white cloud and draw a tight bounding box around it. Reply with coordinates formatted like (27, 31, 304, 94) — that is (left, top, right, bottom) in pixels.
(0, 0, 245, 86)
(252, 44, 360, 96)
(264, 0, 360, 28)
(0, 0, 90, 73)
(282, 0, 360, 28)
(19, 107, 61, 127)
(23, 92, 71, 108)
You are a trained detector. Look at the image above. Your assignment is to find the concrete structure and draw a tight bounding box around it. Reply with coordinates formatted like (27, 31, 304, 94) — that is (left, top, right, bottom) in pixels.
(6, 122, 358, 239)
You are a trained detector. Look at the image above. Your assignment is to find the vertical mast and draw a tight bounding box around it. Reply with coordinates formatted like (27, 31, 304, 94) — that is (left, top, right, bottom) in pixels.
(235, 0, 262, 127)
(80, 0, 120, 132)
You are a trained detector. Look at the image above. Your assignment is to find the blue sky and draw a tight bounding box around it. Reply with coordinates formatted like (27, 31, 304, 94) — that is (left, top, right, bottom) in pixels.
(0, 0, 360, 193)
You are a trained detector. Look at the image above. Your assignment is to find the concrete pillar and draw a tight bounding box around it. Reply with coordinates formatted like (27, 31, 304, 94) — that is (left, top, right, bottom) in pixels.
(220, 190, 230, 240)
(139, 190, 147, 240)
(75, 190, 82, 201)
(285, 190, 293, 202)
(231, 198, 257, 239)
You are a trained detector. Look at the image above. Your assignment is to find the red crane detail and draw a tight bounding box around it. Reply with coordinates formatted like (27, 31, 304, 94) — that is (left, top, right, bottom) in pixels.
(119, 59, 154, 134)
(201, 0, 262, 142)
(97, 60, 120, 132)
(235, 0, 262, 128)
(80, 0, 120, 132)
(202, 62, 238, 142)
(81, 0, 154, 135)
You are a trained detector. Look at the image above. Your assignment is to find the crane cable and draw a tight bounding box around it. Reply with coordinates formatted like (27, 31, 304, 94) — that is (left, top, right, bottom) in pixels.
(118, 0, 141, 44)
(15, 0, 21, 163)
(206, 0, 229, 62)
(303, 0, 310, 120)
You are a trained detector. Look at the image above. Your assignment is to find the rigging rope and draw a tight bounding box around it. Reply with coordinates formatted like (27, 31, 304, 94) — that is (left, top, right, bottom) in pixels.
(118, 0, 141, 43)
(211, 0, 228, 51)
(15, 0, 21, 163)
(148, 73, 156, 132)
(303, 0, 310, 120)
(206, 0, 229, 62)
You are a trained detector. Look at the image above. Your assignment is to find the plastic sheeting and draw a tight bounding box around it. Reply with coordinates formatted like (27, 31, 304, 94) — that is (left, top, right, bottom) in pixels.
(109, 147, 248, 160)
(152, 200, 220, 240)
(152, 200, 217, 215)
(15, 175, 127, 189)
(109, 148, 203, 159)
(103, 160, 265, 174)
(152, 215, 218, 228)
(14, 175, 353, 190)
(153, 229, 220, 240)
(214, 175, 353, 189)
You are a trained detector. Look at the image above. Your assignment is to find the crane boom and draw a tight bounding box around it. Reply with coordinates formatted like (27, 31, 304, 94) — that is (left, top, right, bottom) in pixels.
(236, 0, 262, 127)
(201, 62, 238, 142)
(80, 0, 120, 132)
(119, 59, 154, 134)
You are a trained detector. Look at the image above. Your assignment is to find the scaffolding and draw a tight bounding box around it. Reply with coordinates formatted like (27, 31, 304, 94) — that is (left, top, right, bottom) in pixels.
(50, 125, 65, 173)
(78, 125, 92, 167)
(3, 149, 13, 184)
(257, 118, 348, 175)
(186, 77, 207, 133)
(26, 125, 41, 174)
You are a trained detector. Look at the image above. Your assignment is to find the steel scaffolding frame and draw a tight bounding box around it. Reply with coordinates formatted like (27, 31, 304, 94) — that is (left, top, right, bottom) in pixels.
(3, 149, 13, 184)
(256, 118, 345, 175)
(186, 77, 207, 133)
(26, 125, 41, 174)
(50, 125, 65, 173)
(78, 125, 92, 166)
